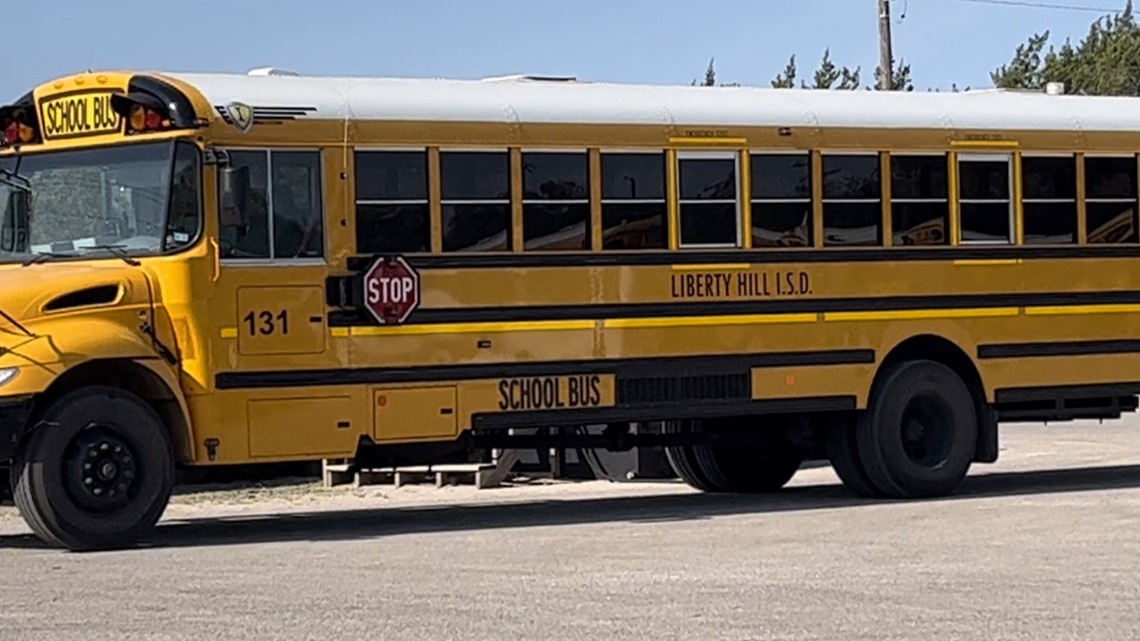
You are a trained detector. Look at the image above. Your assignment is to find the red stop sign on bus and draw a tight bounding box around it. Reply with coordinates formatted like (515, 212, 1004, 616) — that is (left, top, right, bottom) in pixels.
(362, 256, 420, 325)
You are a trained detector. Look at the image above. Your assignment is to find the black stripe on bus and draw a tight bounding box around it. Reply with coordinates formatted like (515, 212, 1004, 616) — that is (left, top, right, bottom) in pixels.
(470, 396, 859, 430)
(327, 290, 1140, 327)
(994, 382, 1140, 404)
(978, 339, 1140, 360)
(344, 245, 1140, 271)
(214, 349, 875, 391)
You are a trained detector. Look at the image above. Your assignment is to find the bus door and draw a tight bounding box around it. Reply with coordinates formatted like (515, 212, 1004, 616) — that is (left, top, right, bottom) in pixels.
(212, 148, 334, 369)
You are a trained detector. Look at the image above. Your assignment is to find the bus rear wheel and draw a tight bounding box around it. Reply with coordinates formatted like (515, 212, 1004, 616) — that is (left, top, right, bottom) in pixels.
(12, 386, 175, 551)
(664, 418, 805, 493)
(852, 360, 978, 498)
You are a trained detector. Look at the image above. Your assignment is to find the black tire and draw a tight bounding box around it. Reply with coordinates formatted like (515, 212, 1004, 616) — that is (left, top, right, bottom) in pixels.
(13, 386, 175, 551)
(855, 360, 978, 498)
(823, 414, 883, 498)
(666, 418, 805, 493)
(663, 420, 718, 492)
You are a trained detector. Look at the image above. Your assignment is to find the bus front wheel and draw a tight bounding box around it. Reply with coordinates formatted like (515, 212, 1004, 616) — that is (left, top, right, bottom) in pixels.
(12, 386, 175, 551)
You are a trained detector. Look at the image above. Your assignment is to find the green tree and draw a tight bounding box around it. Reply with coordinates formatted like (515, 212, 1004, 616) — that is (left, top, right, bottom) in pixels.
(991, 0, 1140, 95)
(692, 58, 740, 87)
(873, 57, 913, 91)
(812, 49, 861, 89)
(697, 57, 717, 86)
(771, 54, 797, 88)
(770, 50, 860, 89)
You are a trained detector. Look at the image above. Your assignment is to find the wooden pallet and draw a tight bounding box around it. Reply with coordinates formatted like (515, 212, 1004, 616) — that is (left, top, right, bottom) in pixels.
(322, 458, 518, 490)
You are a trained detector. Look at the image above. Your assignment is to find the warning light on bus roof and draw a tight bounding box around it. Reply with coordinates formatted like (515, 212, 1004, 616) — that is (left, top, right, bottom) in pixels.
(111, 92, 172, 135)
(128, 104, 167, 133)
(0, 106, 39, 147)
(2, 121, 35, 146)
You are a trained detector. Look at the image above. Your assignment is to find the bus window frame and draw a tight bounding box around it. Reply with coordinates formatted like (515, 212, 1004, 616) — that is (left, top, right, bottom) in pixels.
(216, 145, 328, 267)
(352, 145, 432, 256)
(748, 148, 816, 250)
(437, 146, 513, 254)
(675, 149, 743, 250)
(598, 147, 669, 252)
(956, 151, 1015, 246)
(519, 146, 591, 253)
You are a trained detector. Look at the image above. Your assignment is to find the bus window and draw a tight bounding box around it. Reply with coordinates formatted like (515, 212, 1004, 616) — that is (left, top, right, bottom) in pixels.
(1022, 155, 1077, 245)
(164, 141, 201, 252)
(890, 154, 948, 246)
(822, 153, 882, 247)
(600, 152, 667, 250)
(440, 150, 511, 252)
(957, 153, 1013, 244)
(271, 151, 324, 259)
(751, 152, 812, 247)
(355, 150, 429, 254)
(1085, 155, 1138, 244)
(220, 150, 269, 258)
(678, 151, 740, 248)
(522, 151, 589, 251)
(220, 149, 324, 260)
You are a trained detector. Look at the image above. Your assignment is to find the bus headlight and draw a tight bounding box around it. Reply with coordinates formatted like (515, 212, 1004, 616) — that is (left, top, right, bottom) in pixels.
(0, 367, 18, 387)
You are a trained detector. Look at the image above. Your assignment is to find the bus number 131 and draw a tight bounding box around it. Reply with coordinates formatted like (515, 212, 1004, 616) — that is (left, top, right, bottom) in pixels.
(244, 309, 289, 336)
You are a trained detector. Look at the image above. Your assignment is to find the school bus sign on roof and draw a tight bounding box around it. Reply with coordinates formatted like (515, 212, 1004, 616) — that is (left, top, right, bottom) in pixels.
(39, 91, 121, 140)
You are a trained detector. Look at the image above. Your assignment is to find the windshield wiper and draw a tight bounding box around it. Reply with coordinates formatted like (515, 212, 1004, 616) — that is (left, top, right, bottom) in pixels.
(86, 244, 141, 266)
(21, 251, 75, 266)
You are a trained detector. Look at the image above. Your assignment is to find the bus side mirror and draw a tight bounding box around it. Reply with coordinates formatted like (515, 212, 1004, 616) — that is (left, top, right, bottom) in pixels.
(220, 165, 250, 228)
(0, 186, 29, 253)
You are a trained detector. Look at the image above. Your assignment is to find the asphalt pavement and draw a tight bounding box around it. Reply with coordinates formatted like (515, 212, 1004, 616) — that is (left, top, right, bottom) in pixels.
(2, 417, 1139, 641)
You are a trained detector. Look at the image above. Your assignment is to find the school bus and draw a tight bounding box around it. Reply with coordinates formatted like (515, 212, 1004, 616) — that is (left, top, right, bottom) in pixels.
(2, 68, 1139, 550)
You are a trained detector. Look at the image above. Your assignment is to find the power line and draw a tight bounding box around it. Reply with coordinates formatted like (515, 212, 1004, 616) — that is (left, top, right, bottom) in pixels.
(935, 0, 1122, 12)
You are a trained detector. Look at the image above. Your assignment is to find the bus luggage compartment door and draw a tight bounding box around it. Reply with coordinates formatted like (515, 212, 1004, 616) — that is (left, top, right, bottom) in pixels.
(373, 387, 459, 442)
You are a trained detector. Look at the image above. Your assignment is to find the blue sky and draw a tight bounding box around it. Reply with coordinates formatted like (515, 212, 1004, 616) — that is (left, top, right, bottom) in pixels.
(1, 0, 1125, 99)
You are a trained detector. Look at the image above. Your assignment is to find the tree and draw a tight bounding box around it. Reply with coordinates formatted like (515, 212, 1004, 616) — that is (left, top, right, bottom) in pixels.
(991, 0, 1140, 95)
(771, 54, 797, 88)
(769, 50, 860, 89)
(812, 49, 861, 89)
(696, 57, 717, 86)
(692, 58, 740, 87)
(873, 57, 913, 91)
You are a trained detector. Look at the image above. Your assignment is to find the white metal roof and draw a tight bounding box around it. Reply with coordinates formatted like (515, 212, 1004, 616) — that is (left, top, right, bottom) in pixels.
(160, 71, 1140, 132)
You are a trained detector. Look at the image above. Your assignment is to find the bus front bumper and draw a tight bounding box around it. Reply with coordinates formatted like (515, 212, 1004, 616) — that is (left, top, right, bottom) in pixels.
(0, 396, 34, 462)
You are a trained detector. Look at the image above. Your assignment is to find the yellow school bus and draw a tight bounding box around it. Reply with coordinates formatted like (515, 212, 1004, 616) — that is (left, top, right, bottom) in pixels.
(2, 68, 1140, 550)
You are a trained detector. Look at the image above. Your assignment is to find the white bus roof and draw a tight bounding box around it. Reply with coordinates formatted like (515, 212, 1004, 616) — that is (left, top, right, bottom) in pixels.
(162, 71, 1140, 133)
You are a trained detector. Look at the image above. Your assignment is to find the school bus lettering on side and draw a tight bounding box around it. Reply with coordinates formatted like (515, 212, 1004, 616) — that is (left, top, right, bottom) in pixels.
(40, 92, 121, 139)
(670, 270, 813, 299)
(497, 375, 604, 411)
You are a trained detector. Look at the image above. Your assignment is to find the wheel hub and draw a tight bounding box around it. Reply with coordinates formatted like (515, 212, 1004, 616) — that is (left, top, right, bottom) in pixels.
(66, 426, 137, 511)
(900, 394, 954, 469)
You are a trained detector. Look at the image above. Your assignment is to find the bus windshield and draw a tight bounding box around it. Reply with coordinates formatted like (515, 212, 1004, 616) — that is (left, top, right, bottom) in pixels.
(0, 140, 201, 264)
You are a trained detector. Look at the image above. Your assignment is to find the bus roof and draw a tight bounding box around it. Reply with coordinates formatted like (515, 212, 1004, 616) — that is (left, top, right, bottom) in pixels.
(160, 70, 1140, 133)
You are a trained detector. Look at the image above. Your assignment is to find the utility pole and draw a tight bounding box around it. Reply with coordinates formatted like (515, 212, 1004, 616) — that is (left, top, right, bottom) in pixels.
(878, 0, 893, 90)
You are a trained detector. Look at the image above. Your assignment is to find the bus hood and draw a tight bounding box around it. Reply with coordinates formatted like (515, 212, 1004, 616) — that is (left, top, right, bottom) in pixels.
(0, 261, 172, 396)
(0, 261, 154, 332)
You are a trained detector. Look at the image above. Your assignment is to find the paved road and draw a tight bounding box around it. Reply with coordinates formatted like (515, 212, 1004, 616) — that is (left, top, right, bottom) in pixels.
(3, 418, 1140, 641)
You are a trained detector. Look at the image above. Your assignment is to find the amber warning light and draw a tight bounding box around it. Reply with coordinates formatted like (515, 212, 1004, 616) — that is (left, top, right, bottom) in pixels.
(0, 106, 40, 147)
(110, 92, 172, 135)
